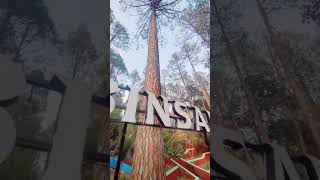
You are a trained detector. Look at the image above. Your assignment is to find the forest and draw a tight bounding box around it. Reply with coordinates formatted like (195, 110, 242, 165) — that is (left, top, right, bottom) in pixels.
(110, 0, 210, 179)
(212, 0, 320, 179)
(0, 0, 320, 179)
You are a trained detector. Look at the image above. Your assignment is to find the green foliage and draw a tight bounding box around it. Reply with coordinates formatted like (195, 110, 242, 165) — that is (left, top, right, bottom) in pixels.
(129, 69, 142, 87)
(111, 22, 130, 50)
(163, 130, 185, 159)
(110, 48, 128, 81)
(123, 125, 137, 158)
(110, 108, 123, 156)
(110, 8, 129, 50)
(110, 124, 123, 156)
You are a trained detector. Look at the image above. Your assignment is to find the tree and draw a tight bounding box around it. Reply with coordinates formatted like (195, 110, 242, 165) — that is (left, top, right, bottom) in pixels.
(110, 9, 130, 50)
(120, 0, 182, 179)
(166, 82, 188, 100)
(163, 130, 185, 159)
(110, 49, 128, 82)
(129, 69, 142, 87)
(180, 42, 210, 109)
(167, 52, 193, 104)
(110, 9, 129, 82)
(254, 0, 320, 154)
(180, 0, 210, 47)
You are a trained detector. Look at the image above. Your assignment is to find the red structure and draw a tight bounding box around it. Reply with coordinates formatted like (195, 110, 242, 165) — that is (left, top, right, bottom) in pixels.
(165, 145, 210, 179)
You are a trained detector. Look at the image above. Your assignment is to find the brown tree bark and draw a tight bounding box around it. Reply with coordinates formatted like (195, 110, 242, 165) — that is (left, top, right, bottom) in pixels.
(255, 0, 320, 153)
(131, 10, 166, 180)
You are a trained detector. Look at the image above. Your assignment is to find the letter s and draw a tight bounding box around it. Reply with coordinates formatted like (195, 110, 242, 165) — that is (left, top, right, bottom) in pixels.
(110, 79, 119, 114)
(173, 101, 192, 129)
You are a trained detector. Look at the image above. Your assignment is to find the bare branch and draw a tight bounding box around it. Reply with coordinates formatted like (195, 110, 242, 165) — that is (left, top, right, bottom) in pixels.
(158, 0, 181, 9)
(121, 0, 151, 8)
(131, 6, 151, 16)
(136, 13, 152, 43)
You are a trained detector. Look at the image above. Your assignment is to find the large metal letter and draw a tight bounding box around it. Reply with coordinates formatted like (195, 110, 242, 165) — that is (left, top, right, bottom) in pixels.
(211, 126, 257, 180)
(296, 154, 320, 180)
(266, 143, 301, 180)
(43, 80, 91, 180)
(173, 101, 192, 129)
(194, 107, 210, 132)
(145, 91, 171, 127)
(122, 87, 139, 123)
(110, 79, 119, 114)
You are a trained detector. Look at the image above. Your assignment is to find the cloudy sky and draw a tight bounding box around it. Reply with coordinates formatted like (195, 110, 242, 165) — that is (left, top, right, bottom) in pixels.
(111, 0, 208, 79)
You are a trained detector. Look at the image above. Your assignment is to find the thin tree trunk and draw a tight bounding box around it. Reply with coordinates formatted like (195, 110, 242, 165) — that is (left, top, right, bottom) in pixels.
(254, 0, 320, 153)
(200, 98, 207, 110)
(186, 20, 209, 48)
(176, 64, 193, 104)
(110, 29, 120, 43)
(131, 9, 165, 180)
(186, 56, 210, 109)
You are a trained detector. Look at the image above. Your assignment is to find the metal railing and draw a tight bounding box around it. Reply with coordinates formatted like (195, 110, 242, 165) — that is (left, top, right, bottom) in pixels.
(17, 76, 210, 180)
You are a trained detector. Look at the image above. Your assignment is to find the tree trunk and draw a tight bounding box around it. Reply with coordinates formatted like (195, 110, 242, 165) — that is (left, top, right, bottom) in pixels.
(254, 0, 320, 153)
(186, 57, 210, 109)
(131, 10, 165, 180)
(187, 20, 210, 48)
(176, 64, 193, 104)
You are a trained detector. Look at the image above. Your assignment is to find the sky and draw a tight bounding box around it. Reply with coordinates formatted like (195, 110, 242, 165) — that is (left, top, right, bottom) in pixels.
(111, 0, 208, 78)
(111, 0, 318, 81)
(39, 0, 318, 129)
